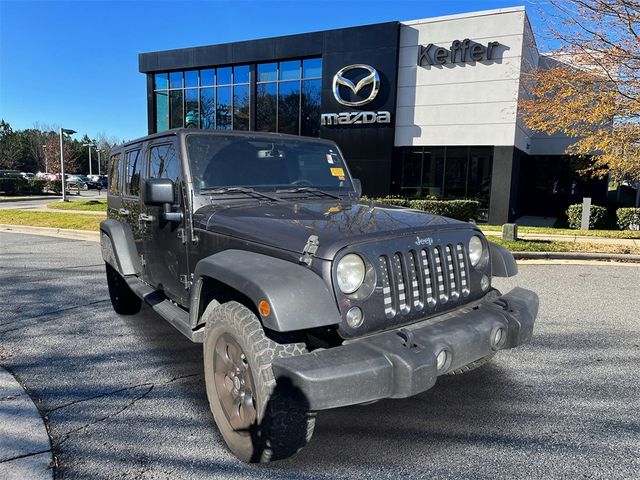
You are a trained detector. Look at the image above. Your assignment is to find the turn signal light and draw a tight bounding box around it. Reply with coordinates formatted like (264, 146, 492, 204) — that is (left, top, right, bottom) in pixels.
(258, 300, 271, 317)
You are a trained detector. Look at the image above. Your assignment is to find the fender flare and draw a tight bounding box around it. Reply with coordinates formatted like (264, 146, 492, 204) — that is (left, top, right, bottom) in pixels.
(99, 218, 142, 276)
(191, 249, 342, 332)
(489, 241, 518, 277)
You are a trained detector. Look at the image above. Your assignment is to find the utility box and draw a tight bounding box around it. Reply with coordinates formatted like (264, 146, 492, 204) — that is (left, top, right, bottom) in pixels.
(502, 223, 518, 241)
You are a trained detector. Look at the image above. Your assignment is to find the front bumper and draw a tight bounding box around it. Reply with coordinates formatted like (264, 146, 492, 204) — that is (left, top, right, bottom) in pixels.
(272, 287, 538, 410)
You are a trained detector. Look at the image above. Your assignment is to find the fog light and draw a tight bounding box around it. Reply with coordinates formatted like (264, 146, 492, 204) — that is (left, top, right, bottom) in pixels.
(346, 307, 363, 328)
(492, 327, 505, 347)
(480, 274, 490, 291)
(436, 349, 449, 370)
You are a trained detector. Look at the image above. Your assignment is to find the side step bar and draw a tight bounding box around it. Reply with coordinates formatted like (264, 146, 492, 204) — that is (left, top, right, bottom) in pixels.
(125, 277, 204, 343)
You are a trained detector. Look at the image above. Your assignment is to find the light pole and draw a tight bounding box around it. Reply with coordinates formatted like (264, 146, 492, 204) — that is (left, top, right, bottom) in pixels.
(41, 144, 48, 174)
(97, 149, 102, 176)
(59, 128, 77, 202)
(83, 143, 96, 176)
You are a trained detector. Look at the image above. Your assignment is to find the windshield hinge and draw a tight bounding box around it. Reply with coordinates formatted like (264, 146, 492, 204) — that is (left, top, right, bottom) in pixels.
(299, 235, 319, 267)
(180, 273, 193, 290)
(177, 228, 187, 245)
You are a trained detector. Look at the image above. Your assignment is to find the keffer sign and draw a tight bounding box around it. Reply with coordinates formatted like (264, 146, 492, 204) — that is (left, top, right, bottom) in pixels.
(418, 39, 500, 66)
(321, 64, 391, 126)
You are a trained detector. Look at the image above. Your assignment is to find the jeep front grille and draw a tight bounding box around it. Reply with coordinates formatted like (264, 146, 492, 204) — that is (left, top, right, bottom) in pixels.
(378, 243, 470, 319)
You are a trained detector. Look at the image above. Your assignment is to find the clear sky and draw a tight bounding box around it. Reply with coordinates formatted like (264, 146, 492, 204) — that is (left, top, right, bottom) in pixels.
(0, 0, 550, 142)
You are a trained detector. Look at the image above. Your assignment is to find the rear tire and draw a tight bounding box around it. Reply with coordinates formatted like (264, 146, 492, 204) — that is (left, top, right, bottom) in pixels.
(105, 262, 141, 315)
(446, 353, 496, 376)
(203, 301, 315, 463)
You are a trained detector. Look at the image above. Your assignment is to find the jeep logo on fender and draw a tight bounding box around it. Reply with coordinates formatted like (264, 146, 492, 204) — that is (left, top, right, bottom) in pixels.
(321, 111, 391, 126)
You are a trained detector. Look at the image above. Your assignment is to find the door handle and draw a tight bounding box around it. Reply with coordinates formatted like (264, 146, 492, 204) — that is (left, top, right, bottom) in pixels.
(117, 208, 130, 216)
(139, 213, 155, 222)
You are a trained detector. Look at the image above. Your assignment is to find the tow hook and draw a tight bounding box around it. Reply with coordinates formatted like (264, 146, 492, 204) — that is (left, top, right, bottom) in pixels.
(492, 298, 512, 312)
(397, 328, 421, 351)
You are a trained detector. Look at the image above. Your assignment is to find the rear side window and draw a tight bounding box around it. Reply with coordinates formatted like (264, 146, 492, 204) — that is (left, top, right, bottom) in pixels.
(108, 153, 121, 195)
(124, 149, 142, 196)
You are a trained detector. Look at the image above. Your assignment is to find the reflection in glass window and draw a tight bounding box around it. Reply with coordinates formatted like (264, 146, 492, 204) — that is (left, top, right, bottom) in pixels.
(233, 85, 249, 130)
(170, 89, 183, 128)
(108, 153, 121, 195)
(216, 86, 232, 130)
(467, 147, 493, 203)
(149, 143, 180, 183)
(301, 79, 321, 137)
(185, 70, 198, 88)
(256, 82, 276, 132)
(200, 69, 215, 86)
(278, 81, 300, 134)
(156, 91, 169, 132)
(257, 63, 277, 82)
(169, 71, 183, 89)
(422, 149, 444, 198)
(302, 58, 322, 79)
(124, 149, 142, 196)
(185, 89, 199, 128)
(200, 87, 215, 129)
(217, 67, 232, 85)
(233, 65, 250, 84)
(154, 73, 168, 90)
(279, 60, 300, 81)
(444, 147, 468, 199)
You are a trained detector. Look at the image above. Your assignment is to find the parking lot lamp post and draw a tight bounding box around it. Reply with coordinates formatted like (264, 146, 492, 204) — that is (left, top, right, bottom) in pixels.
(59, 128, 77, 202)
(83, 143, 96, 176)
(97, 149, 102, 176)
(41, 144, 48, 174)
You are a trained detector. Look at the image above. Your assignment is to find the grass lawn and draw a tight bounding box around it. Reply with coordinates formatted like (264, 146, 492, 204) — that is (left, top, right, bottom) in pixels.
(0, 210, 103, 231)
(491, 238, 640, 255)
(46, 199, 107, 211)
(480, 225, 640, 239)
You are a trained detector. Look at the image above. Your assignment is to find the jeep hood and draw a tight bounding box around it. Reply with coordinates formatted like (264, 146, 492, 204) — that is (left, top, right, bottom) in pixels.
(196, 200, 470, 260)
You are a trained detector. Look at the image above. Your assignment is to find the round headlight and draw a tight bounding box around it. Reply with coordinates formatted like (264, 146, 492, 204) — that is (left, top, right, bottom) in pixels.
(336, 254, 366, 294)
(468, 235, 484, 267)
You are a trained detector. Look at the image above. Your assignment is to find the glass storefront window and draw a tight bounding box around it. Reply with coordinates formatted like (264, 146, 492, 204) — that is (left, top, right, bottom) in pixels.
(302, 58, 322, 79)
(185, 89, 199, 128)
(279, 60, 300, 81)
(233, 65, 250, 84)
(301, 79, 321, 137)
(278, 80, 300, 134)
(169, 89, 183, 128)
(154, 73, 168, 90)
(217, 67, 232, 85)
(200, 87, 215, 129)
(257, 63, 277, 83)
(169, 71, 183, 89)
(216, 85, 232, 130)
(155, 91, 169, 132)
(200, 69, 215, 87)
(233, 84, 250, 130)
(444, 147, 468, 199)
(185, 70, 198, 88)
(256, 82, 277, 132)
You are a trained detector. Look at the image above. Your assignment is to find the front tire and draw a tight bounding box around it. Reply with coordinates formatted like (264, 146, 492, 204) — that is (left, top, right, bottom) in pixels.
(203, 301, 315, 463)
(105, 262, 142, 315)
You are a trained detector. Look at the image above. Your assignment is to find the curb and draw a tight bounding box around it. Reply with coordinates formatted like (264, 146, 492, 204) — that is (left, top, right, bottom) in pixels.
(0, 224, 99, 242)
(0, 367, 53, 479)
(513, 251, 640, 262)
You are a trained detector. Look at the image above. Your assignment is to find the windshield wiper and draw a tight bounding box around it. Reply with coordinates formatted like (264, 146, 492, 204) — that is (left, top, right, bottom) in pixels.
(275, 187, 343, 200)
(202, 186, 281, 202)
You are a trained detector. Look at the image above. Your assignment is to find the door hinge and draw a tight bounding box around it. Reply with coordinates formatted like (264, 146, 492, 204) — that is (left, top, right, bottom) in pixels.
(140, 254, 146, 267)
(177, 228, 187, 245)
(179, 273, 193, 290)
(299, 235, 319, 266)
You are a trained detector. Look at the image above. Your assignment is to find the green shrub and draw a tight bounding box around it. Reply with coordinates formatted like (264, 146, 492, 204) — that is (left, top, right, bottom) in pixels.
(46, 179, 62, 194)
(408, 199, 480, 221)
(0, 176, 27, 195)
(366, 196, 410, 207)
(566, 203, 608, 229)
(616, 207, 640, 230)
(25, 178, 48, 194)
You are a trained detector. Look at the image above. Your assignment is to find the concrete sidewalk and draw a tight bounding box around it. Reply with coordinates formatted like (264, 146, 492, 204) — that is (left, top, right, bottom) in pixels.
(482, 230, 640, 247)
(0, 367, 53, 480)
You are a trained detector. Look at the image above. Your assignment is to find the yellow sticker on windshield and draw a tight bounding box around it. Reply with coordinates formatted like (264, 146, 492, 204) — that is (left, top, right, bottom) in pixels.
(330, 167, 345, 177)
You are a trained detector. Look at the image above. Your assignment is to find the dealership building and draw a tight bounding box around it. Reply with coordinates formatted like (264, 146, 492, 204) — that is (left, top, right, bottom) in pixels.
(139, 6, 593, 224)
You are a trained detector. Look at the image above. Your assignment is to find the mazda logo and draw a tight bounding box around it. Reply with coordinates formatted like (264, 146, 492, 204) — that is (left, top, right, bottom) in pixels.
(332, 64, 380, 107)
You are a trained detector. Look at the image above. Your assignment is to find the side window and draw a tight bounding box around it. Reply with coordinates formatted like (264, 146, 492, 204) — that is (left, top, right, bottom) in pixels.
(148, 143, 180, 182)
(124, 149, 142, 196)
(108, 153, 121, 195)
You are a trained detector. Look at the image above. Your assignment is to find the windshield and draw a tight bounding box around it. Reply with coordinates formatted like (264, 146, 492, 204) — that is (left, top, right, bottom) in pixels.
(186, 134, 354, 195)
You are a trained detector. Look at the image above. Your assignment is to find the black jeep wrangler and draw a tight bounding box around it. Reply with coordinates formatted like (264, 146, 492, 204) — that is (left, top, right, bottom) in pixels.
(100, 129, 538, 463)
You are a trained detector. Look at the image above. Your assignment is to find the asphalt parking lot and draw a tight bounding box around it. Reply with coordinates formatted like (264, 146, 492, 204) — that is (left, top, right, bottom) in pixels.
(1, 231, 639, 479)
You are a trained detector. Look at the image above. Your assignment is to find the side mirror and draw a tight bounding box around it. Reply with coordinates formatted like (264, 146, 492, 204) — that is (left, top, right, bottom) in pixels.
(352, 178, 362, 198)
(144, 178, 175, 206)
